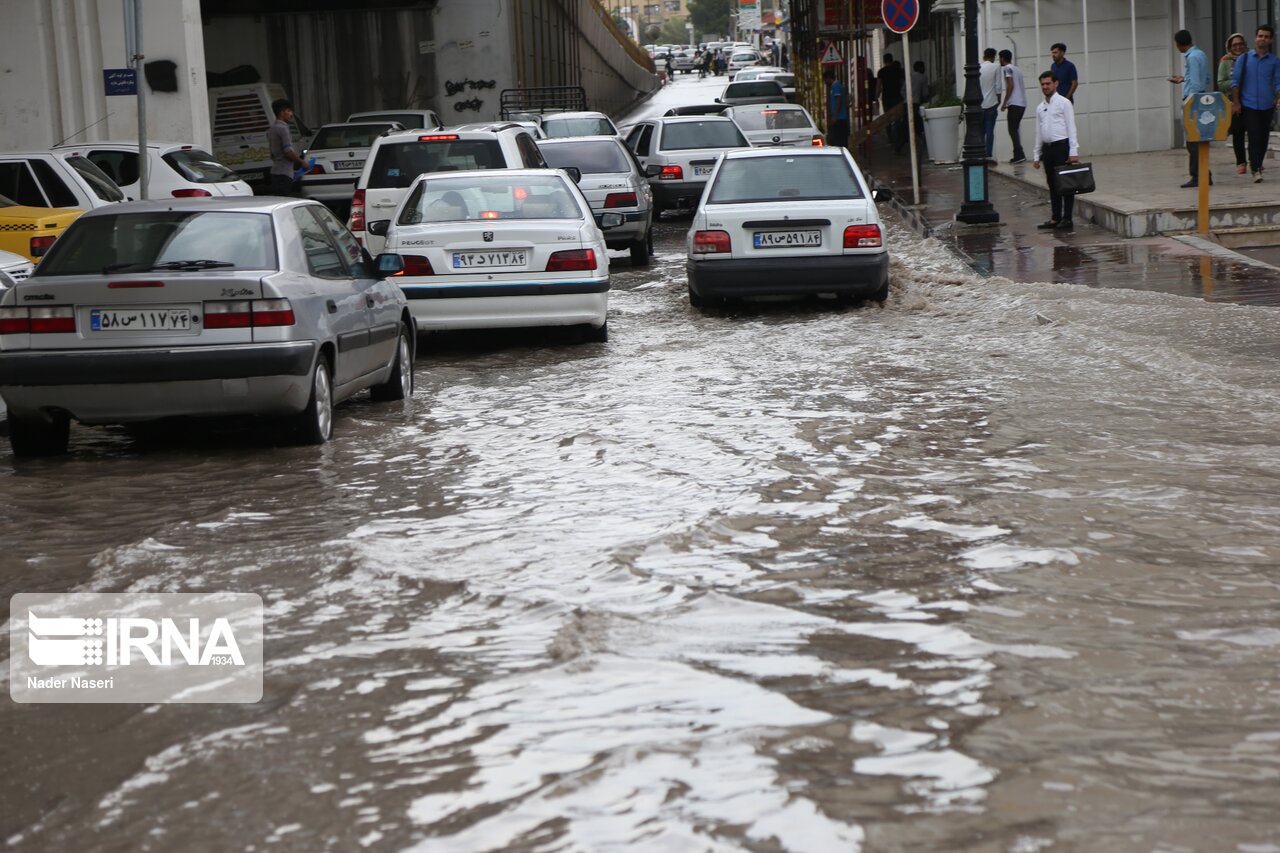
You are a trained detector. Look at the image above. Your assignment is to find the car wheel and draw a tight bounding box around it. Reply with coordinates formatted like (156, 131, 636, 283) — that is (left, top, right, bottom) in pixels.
(7, 411, 69, 457)
(580, 321, 608, 343)
(687, 283, 706, 308)
(872, 276, 890, 303)
(630, 231, 651, 266)
(291, 355, 333, 445)
(370, 323, 414, 402)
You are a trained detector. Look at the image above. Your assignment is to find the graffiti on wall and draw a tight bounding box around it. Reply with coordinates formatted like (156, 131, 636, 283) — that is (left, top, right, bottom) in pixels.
(446, 78, 496, 113)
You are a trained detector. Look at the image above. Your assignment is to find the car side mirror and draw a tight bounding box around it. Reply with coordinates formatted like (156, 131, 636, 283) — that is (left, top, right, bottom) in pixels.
(563, 166, 582, 183)
(599, 212, 625, 229)
(375, 253, 404, 275)
(645, 164, 661, 177)
(872, 188, 893, 202)
(367, 220, 391, 237)
(714, 98, 723, 103)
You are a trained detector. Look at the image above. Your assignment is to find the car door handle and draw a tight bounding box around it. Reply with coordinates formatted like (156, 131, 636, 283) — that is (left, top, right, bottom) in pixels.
(371, 201, 396, 208)
(326, 299, 337, 314)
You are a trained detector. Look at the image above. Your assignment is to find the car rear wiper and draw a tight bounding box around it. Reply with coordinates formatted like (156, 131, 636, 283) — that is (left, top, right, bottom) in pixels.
(147, 260, 236, 271)
(102, 262, 150, 273)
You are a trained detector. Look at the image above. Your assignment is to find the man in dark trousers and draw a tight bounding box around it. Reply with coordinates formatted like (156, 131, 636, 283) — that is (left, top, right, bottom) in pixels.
(876, 53, 904, 146)
(1171, 29, 1211, 187)
(1230, 24, 1280, 182)
(824, 67, 850, 149)
(267, 99, 307, 196)
(1049, 43, 1079, 101)
(1032, 70, 1080, 231)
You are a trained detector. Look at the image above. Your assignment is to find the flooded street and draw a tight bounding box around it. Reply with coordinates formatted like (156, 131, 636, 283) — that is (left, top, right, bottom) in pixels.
(5, 77, 1280, 852)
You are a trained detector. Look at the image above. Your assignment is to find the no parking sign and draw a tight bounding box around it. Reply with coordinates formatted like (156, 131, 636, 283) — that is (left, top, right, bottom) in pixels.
(882, 0, 918, 34)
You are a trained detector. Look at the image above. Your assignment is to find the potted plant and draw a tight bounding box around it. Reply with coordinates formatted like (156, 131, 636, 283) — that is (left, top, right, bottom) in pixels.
(922, 92, 963, 162)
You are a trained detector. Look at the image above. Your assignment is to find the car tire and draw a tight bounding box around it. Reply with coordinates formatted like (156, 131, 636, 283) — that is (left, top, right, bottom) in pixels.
(291, 354, 333, 445)
(630, 230, 651, 266)
(687, 283, 707, 308)
(7, 411, 69, 457)
(872, 276, 890, 304)
(370, 323, 414, 402)
(580, 321, 608, 343)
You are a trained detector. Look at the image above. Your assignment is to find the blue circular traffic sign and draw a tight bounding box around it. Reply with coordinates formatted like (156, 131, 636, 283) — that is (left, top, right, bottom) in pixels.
(882, 0, 919, 34)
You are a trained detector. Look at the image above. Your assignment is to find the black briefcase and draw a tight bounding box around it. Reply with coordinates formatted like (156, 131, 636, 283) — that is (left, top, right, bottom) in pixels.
(1054, 162, 1095, 195)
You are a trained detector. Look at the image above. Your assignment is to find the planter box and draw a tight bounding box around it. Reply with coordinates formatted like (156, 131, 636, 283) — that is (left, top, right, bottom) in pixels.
(923, 105, 963, 163)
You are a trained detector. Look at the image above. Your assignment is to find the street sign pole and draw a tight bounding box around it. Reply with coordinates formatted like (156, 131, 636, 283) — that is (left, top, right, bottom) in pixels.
(1198, 142, 1209, 233)
(882, 0, 921, 206)
(125, 0, 148, 199)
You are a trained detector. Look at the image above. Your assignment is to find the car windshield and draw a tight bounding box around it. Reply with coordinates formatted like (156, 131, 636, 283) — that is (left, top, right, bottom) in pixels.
(368, 139, 506, 189)
(162, 149, 239, 183)
(731, 53, 758, 62)
(540, 141, 632, 173)
(37, 211, 277, 275)
(310, 124, 396, 149)
(398, 174, 582, 224)
(732, 108, 814, 131)
(659, 121, 748, 150)
(352, 113, 430, 129)
(707, 156, 863, 204)
(541, 117, 616, 138)
(766, 74, 796, 87)
(65, 156, 125, 202)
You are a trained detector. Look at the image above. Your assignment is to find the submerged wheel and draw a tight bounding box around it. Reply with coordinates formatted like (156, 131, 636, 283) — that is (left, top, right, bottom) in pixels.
(370, 323, 414, 402)
(687, 283, 706, 308)
(291, 355, 333, 445)
(871, 276, 890, 304)
(580, 321, 608, 343)
(630, 231, 651, 266)
(7, 411, 70, 457)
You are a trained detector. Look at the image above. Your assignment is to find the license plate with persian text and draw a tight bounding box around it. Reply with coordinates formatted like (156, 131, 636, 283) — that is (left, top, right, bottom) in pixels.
(452, 250, 529, 269)
(753, 230, 821, 248)
(89, 307, 194, 333)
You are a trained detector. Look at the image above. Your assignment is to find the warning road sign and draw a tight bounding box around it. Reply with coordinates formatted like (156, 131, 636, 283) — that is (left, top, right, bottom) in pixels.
(882, 0, 919, 33)
(819, 40, 844, 65)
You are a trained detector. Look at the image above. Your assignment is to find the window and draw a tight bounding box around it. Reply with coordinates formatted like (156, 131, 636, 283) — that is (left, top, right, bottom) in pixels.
(37, 212, 277, 275)
(349, 112, 434, 130)
(291, 207, 347, 277)
(162, 149, 239, 183)
(399, 174, 582, 224)
(64, 156, 124, 201)
(541, 117, 618, 138)
(515, 133, 547, 168)
(308, 205, 368, 276)
(731, 108, 814, 131)
(367, 139, 506, 189)
(659, 121, 748, 150)
(541, 140, 632, 174)
(30, 160, 80, 207)
(707, 155, 863, 204)
(630, 124, 654, 156)
(310, 124, 397, 150)
(0, 161, 49, 207)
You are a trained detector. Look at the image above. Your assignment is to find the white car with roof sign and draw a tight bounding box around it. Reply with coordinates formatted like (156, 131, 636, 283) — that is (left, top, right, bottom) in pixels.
(685, 147, 892, 307)
(367, 169, 618, 341)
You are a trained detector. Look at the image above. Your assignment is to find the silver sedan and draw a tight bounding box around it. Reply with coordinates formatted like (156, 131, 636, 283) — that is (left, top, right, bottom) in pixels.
(0, 197, 415, 455)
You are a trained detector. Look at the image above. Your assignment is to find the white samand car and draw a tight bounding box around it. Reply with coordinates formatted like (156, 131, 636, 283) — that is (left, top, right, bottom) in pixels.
(686, 148, 891, 307)
(370, 169, 618, 342)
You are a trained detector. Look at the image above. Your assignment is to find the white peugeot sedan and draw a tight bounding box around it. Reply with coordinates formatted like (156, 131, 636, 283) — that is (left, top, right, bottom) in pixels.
(368, 169, 620, 342)
(685, 148, 891, 308)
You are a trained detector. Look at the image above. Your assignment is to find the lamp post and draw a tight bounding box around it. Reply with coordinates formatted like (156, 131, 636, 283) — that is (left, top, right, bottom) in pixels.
(955, 0, 998, 223)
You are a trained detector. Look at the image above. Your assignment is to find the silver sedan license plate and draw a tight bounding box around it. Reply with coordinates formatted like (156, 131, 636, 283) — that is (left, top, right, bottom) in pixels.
(754, 230, 822, 248)
(90, 307, 193, 333)
(693, 165, 714, 177)
(452, 250, 528, 269)
(335, 159, 364, 170)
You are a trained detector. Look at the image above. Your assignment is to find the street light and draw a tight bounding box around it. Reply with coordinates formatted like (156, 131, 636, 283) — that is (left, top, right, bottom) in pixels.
(955, 0, 998, 223)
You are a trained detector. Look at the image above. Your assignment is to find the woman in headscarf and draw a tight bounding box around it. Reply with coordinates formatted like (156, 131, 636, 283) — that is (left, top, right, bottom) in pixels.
(1218, 32, 1248, 174)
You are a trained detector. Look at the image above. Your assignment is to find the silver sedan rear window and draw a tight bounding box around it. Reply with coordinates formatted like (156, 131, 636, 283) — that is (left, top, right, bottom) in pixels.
(707, 156, 863, 204)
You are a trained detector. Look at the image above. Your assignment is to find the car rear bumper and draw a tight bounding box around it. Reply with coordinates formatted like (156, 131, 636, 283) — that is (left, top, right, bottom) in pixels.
(0, 341, 318, 422)
(406, 291, 608, 331)
(687, 253, 889, 296)
(301, 176, 358, 201)
(651, 181, 707, 209)
(594, 210, 650, 246)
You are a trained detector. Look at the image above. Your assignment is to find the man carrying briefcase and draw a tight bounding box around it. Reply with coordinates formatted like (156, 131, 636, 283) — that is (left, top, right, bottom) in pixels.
(1032, 70, 1081, 231)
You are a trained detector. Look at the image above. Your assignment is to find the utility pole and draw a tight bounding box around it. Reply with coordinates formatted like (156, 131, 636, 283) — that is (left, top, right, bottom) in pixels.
(124, 0, 148, 199)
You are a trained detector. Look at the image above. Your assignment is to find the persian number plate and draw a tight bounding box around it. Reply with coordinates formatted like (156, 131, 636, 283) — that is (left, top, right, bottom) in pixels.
(89, 307, 193, 333)
(753, 230, 822, 248)
(335, 160, 364, 171)
(452, 250, 528, 269)
(693, 165, 715, 177)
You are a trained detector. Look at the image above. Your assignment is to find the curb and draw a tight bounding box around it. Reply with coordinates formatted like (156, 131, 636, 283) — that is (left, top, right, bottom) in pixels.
(868, 174, 933, 239)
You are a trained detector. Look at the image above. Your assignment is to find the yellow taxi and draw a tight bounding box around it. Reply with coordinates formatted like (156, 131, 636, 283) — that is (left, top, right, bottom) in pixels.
(0, 194, 81, 262)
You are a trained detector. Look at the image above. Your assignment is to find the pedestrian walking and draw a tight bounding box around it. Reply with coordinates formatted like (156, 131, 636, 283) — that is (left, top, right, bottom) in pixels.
(1170, 29, 1212, 188)
(876, 53, 905, 146)
(1000, 50, 1027, 163)
(980, 48, 1001, 160)
(1049, 43, 1079, 101)
(1230, 25, 1280, 182)
(1218, 32, 1248, 174)
(823, 67, 850, 149)
(1032, 70, 1080, 231)
(267, 98, 307, 197)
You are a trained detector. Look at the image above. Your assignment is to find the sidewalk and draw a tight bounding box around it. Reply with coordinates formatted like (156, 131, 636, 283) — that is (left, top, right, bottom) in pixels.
(858, 136, 1280, 307)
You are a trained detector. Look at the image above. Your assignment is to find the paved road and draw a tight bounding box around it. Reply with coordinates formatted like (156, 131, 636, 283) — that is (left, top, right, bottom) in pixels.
(3, 73, 1280, 852)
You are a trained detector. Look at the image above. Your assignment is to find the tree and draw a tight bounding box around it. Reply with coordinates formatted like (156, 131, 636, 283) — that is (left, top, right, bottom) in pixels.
(659, 16, 690, 45)
(687, 0, 730, 40)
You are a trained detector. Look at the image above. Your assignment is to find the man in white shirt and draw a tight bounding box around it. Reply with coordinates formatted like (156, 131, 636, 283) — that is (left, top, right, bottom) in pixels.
(980, 48, 1001, 160)
(1032, 69, 1081, 230)
(999, 50, 1027, 163)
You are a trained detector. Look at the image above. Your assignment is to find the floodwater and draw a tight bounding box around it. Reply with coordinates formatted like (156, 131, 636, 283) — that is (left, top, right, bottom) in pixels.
(4, 75, 1280, 852)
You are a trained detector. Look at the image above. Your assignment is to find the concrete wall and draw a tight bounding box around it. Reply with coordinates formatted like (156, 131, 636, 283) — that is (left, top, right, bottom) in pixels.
(0, 0, 211, 151)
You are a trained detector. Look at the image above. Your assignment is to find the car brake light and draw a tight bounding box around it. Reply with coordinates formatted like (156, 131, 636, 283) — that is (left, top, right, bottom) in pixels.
(545, 249, 597, 272)
(514, 187, 528, 200)
(204, 299, 295, 328)
(604, 192, 637, 208)
(171, 188, 213, 198)
(306, 163, 326, 175)
(399, 255, 435, 276)
(0, 307, 30, 334)
(692, 230, 731, 254)
(659, 165, 683, 180)
(843, 224, 883, 248)
(350, 189, 366, 232)
(30, 235, 57, 257)
(29, 305, 75, 333)
(418, 134, 459, 141)
(811, 135, 825, 147)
